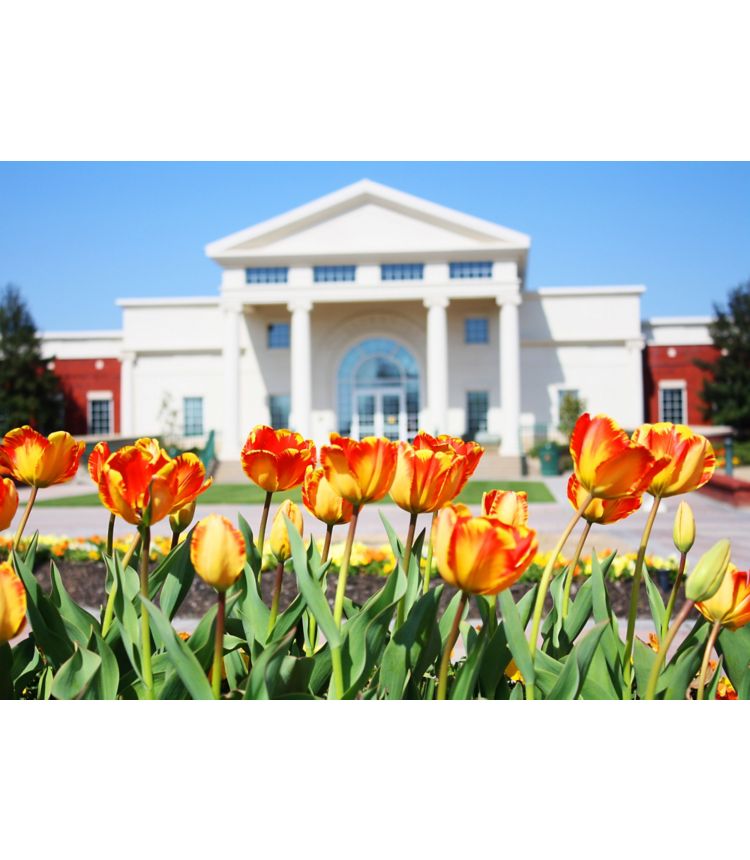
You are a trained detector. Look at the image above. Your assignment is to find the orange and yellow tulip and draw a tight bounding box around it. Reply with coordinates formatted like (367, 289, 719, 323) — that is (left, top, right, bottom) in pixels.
(696, 566, 750, 631)
(412, 431, 483, 496)
(169, 453, 213, 512)
(0, 426, 84, 488)
(433, 504, 538, 595)
(190, 514, 247, 592)
(389, 441, 467, 514)
(0, 561, 26, 643)
(134, 437, 172, 470)
(0, 478, 19, 531)
(320, 434, 398, 506)
(302, 466, 354, 526)
(481, 489, 529, 527)
(240, 426, 316, 493)
(569, 413, 669, 500)
(631, 422, 716, 497)
(87, 440, 111, 485)
(269, 499, 303, 563)
(566, 474, 642, 525)
(98, 444, 179, 526)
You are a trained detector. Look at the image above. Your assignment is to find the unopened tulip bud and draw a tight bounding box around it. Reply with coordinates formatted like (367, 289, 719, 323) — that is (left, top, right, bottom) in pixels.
(170, 500, 196, 534)
(672, 501, 695, 554)
(269, 499, 303, 563)
(685, 539, 732, 602)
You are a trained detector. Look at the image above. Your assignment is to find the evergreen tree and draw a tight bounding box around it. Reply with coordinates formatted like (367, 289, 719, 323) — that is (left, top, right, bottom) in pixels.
(0, 283, 64, 435)
(696, 278, 750, 438)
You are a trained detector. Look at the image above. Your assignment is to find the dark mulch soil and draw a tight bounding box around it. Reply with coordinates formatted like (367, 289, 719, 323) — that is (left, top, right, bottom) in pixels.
(35, 561, 687, 620)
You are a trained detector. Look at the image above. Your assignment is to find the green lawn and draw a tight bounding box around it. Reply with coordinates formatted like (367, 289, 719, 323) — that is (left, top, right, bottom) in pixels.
(36, 479, 553, 508)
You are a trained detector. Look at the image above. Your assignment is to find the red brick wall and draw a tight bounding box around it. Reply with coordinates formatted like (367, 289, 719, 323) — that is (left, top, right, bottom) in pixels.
(643, 344, 719, 424)
(50, 358, 121, 435)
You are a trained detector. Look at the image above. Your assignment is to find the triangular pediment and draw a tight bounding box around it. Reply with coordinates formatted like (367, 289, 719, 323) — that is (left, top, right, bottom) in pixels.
(206, 180, 530, 264)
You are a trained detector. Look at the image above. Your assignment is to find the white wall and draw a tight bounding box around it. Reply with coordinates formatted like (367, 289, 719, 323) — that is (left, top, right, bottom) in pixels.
(41, 331, 122, 359)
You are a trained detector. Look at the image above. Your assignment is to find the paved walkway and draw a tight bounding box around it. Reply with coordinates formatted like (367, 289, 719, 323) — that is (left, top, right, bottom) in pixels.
(11, 473, 749, 564)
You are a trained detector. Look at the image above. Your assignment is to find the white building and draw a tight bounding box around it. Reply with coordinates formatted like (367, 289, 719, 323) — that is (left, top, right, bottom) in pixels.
(43, 180, 661, 472)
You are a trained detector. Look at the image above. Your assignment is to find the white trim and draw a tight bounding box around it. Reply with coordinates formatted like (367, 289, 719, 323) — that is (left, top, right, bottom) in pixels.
(87, 395, 114, 435)
(116, 296, 219, 308)
(646, 316, 715, 326)
(41, 329, 122, 340)
(528, 285, 646, 298)
(658, 379, 688, 423)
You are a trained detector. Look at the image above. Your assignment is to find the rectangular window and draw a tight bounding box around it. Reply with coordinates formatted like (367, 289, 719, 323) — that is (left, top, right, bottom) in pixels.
(314, 265, 356, 282)
(464, 317, 489, 344)
(87, 396, 112, 435)
(381, 263, 424, 281)
(246, 267, 288, 284)
(269, 394, 291, 429)
(267, 323, 290, 349)
(660, 383, 686, 424)
(449, 261, 493, 279)
(183, 397, 204, 436)
(466, 391, 489, 440)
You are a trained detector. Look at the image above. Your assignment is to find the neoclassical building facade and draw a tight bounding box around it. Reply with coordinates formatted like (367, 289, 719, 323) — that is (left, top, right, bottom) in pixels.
(43, 180, 706, 467)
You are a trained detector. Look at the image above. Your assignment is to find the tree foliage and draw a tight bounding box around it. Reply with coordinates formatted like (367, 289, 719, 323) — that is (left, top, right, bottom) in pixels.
(558, 391, 587, 440)
(0, 283, 63, 435)
(697, 278, 750, 437)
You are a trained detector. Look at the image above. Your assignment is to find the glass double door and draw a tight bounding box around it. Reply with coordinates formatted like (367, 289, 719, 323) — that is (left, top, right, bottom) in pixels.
(351, 387, 406, 440)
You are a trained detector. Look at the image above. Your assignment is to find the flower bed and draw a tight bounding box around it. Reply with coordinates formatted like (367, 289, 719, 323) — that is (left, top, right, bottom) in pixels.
(1, 533, 680, 583)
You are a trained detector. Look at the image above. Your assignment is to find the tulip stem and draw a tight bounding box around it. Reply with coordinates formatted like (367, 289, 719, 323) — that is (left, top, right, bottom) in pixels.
(121, 532, 141, 570)
(331, 644, 345, 700)
(139, 526, 154, 700)
(106, 513, 116, 558)
(395, 512, 418, 629)
(267, 561, 284, 636)
(308, 524, 334, 655)
(422, 511, 438, 595)
(13, 485, 38, 551)
(256, 491, 273, 584)
(333, 506, 360, 629)
(212, 591, 225, 700)
(623, 495, 662, 691)
(437, 591, 468, 700)
(528, 494, 592, 663)
(170, 531, 180, 552)
(661, 551, 687, 641)
(696, 619, 722, 701)
(561, 521, 592, 621)
(644, 599, 694, 700)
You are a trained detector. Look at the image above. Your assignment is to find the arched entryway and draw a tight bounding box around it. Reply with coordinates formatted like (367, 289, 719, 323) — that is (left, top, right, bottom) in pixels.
(337, 338, 420, 440)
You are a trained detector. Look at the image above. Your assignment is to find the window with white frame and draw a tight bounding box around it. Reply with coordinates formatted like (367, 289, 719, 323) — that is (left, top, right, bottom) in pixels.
(246, 267, 288, 284)
(314, 265, 356, 282)
(87, 392, 113, 435)
(464, 317, 489, 344)
(267, 323, 290, 349)
(450, 261, 493, 279)
(381, 263, 424, 281)
(183, 397, 204, 436)
(659, 381, 686, 424)
(466, 391, 489, 440)
(269, 395, 291, 429)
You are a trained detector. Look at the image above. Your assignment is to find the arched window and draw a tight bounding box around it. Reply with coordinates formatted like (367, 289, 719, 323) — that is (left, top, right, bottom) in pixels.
(337, 338, 420, 439)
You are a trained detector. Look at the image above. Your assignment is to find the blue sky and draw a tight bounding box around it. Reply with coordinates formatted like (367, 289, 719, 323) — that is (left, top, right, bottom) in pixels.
(1, 162, 748, 331)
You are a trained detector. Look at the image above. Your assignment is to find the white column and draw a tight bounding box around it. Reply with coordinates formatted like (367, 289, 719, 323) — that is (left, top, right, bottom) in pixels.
(222, 301, 242, 459)
(424, 297, 449, 435)
(498, 295, 522, 457)
(289, 299, 312, 437)
(120, 351, 135, 436)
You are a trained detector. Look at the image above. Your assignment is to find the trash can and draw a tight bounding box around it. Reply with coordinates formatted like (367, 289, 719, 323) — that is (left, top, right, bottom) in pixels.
(539, 442, 560, 476)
